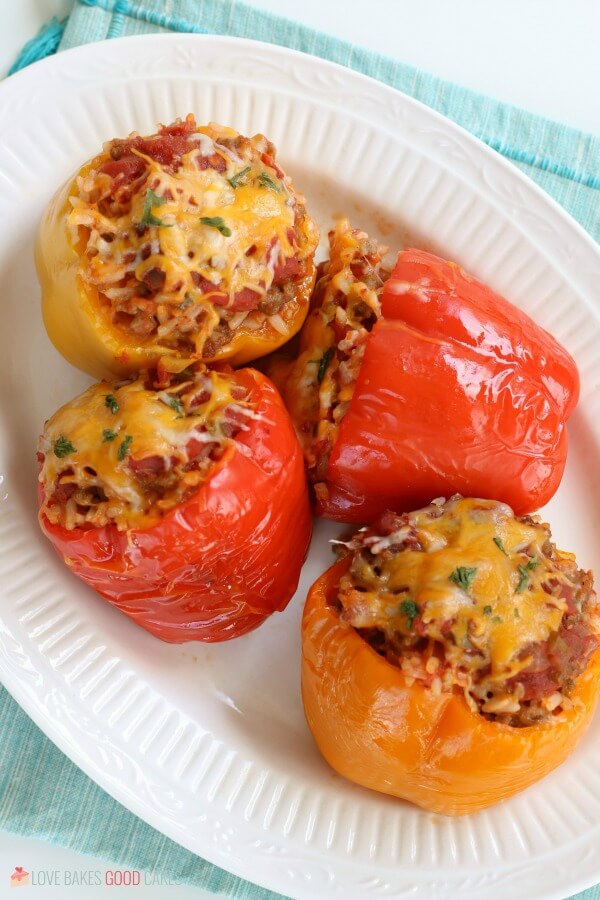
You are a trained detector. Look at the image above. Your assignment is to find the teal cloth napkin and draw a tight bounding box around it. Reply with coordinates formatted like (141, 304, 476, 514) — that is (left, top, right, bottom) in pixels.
(3, 2, 600, 898)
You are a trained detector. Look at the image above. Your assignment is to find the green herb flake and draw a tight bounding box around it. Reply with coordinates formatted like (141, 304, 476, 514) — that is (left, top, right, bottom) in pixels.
(526, 557, 538, 570)
(514, 608, 521, 618)
(317, 348, 334, 383)
(117, 434, 133, 462)
(257, 172, 282, 193)
(483, 605, 493, 616)
(199, 216, 232, 237)
(168, 397, 184, 416)
(492, 615, 503, 625)
(102, 428, 118, 443)
(449, 566, 478, 592)
(105, 394, 119, 415)
(227, 166, 251, 189)
(140, 189, 173, 229)
(516, 564, 530, 594)
(53, 435, 76, 458)
(493, 536, 508, 556)
(399, 599, 419, 630)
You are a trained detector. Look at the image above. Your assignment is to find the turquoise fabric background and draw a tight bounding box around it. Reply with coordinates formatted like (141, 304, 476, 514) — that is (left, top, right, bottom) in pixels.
(3, 1, 600, 898)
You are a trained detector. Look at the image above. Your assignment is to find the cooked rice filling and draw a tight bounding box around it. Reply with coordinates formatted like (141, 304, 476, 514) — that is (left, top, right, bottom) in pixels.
(336, 496, 599, 727)
(38, 363, 256, 531)
(280, 218, 389, 487)
(68, 115, 318, 356)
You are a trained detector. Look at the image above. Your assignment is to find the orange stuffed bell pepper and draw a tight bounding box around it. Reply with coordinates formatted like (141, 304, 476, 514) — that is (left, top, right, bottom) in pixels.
(273, 221, 579, 522)
(37, 361, 311, 642)
(302, 496, 600, 815)
(36, 115, 318, 380)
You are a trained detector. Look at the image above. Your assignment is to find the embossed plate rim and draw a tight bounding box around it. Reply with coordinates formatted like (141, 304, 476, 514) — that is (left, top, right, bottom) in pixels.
(1, 33, 600, 900)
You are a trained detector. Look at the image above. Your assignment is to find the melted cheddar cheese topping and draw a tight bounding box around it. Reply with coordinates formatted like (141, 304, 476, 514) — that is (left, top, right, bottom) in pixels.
(367, 500, 564, 667)
(339, 497, 596, 721)
(68, 119, 318, 354)
(39, 366, 253, 531)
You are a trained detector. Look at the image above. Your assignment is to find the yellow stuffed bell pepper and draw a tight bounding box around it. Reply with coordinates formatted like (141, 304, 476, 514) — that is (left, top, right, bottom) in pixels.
(36, 115, 318, 379)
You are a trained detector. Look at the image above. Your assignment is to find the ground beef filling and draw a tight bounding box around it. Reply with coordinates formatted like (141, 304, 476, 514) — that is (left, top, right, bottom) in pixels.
(281, 219, 389, 489)
(38, 363, 255, 532)
(69, 115, 318, 356)
(335, 496, 599, 727)
(311, 235, 387, 479)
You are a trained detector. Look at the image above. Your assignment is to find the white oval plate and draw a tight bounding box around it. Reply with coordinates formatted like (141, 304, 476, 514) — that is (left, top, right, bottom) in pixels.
(1, 34, 600, 900)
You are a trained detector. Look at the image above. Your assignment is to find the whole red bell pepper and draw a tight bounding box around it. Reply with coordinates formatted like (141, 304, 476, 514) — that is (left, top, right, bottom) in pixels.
(38, 367, 312, 642)
(281, 244, 579, 522)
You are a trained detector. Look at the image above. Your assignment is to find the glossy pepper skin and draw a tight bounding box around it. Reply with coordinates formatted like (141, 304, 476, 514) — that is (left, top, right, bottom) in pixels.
(302, 559, 600, 815)
(39, 369, 312, 643)
(36, 176, 315, 381)
(318, 249, 579, 522)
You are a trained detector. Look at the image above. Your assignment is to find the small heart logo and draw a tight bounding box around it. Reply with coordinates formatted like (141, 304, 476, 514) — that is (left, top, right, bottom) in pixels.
(10, 867, 30, 887)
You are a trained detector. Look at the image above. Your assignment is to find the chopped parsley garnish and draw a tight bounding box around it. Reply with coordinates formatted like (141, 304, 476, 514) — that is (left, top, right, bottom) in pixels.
(515, 564, 530, 594)
(483, 605, 493, 616)
(257, 172, 282, 192)
(493, 536, 508, 556)
(228, 166, 251, 188)
(167, 397, 184, 415)
(140, 189, 172, 228)
(514, 608, 521, 618)
(102, 428, 118, 443)
(492, 615, 503, 625)
(53, 435, 76, 458)
(399, 599, 419, 629)
(105, 394, 119, 415)
(449, 566, 477, 592)
(199, 216, 232, 237)
(317, 348, 334, 383)
(117, 434, 133, 461)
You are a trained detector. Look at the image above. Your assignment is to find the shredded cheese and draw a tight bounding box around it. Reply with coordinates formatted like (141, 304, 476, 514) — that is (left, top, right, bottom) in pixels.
(39, 366, 255, 531)
(67, 117, 318, 354)
(339, 496, 599, 724)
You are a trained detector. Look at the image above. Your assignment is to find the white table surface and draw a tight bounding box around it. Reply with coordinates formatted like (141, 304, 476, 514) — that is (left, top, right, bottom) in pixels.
(1, 1, 598, 898)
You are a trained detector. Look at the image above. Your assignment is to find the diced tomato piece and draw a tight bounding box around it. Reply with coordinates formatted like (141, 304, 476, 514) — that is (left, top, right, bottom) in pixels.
(273, 255, 301, 284)
(230, 288, 262, 311)
(413, 618, 427, 637)
(158, 118, 197, 138)
(189, 390, 211, 408)
(513, 670, 558, 701)
(185, 437, 216, 459)
(99, 155, 146, 182)
(196, 153, 227, 173)
(559, 583, 577, 615)
(53, 482, 77, 503)
(129, 455, 165, 477)
(552, 619, 598, 669)
(137, 135, 193, 166)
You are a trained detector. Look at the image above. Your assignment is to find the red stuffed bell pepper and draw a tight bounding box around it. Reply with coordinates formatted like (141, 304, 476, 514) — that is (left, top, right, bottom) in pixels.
(37, 361, 311, 642)
(272, 220, 579, 522)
